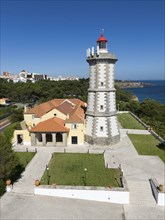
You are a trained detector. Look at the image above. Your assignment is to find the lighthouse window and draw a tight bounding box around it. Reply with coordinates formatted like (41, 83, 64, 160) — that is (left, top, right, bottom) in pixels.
(99, 42, 106, 49)
(100, 126, 104, 131)
(100, 105, 103, 110)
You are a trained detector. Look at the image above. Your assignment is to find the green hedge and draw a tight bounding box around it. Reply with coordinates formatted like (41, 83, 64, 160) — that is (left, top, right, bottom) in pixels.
(0, 179, 6, 197)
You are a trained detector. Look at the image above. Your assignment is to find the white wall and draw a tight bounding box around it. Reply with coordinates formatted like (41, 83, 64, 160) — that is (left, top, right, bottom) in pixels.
(109, 116, 119, 137)
(149, 178, 165, 206)
(109, 92, 116, 112)
(97, 92, 106, 112)
(85, 116, 94, 136)
(98, 63, 106, 88)
(89, 65, 96, 89)
(95, 117, 108, 137)
(108, 64, 114, 88)
(88, 92, 95, 112)
(35, 187, 129, 204)
(158, 193, 165, 206)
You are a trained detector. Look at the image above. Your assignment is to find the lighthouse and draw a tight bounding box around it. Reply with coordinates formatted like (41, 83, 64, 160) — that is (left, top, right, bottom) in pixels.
(85, 34, 120, 146)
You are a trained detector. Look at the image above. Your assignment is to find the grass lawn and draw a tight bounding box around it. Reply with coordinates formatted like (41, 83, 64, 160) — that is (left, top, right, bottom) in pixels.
(11, 152, 36, 183)
(128, 134, 165, 162)
(118, 113, 145, 130)
(40, 153, 122, 187)
(15, 152, 36, 168)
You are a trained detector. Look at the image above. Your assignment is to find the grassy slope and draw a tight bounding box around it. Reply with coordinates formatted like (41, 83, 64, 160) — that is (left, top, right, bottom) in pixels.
(118, 113, 145, 130)
(40, 153, 121, 187)
(128, 134, 165, 162)
(15, 152, 36, 168)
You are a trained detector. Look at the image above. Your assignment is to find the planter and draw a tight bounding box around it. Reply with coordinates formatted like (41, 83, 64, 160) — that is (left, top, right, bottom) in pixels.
(35, 180, 40, 186)
(159, 184, 164, 192)
(6, 179, 11, 186)
(52, 183, 56, 188)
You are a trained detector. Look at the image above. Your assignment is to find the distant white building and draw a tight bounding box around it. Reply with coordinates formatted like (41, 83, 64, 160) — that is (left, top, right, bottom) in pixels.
(1, 70, 79, 83)
(16, 70, 47, 82)
(49, 76, 79, 81)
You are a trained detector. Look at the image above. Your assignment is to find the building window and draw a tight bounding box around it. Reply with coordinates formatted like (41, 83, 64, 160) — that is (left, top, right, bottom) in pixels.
(54, 114, 57, 116)
(101, 82, 104, 86)
(100, 126, 103, 131)
(71, 124, 77, 129)
(100, 105, 103, 110)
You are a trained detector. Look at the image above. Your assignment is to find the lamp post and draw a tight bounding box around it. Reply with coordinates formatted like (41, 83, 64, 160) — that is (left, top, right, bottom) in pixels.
(46, 167, 49, 185)
(84, 168, 87, 186)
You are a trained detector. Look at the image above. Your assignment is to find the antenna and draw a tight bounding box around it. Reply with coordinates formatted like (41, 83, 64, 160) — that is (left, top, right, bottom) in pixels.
(91, 47, 94, 56)
(100, 28, 104, 35)
(86, 48, 91, 57)
(96, 46, 99, 56)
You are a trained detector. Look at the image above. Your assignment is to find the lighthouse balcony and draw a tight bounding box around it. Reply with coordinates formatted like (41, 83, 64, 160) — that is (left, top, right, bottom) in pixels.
(87, 52, 117, 60)
(86, 111, 117, 117)
(88, 88, 116, 92)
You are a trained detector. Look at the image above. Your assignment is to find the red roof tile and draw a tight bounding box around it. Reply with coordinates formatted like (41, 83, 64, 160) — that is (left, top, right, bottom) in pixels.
(30, 117, 69, 133)
(25, 98, 86, 123)
(97, 34, 108, 42)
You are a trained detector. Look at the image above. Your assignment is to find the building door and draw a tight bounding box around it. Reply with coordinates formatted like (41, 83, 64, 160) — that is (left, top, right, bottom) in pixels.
(17, 135, 23, 144)
(72, 136, 78, 144)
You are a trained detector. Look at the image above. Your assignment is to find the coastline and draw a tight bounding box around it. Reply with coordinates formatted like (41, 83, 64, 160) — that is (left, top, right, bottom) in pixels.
(118, 80, 164, 104)
(115, 80, 152, 89)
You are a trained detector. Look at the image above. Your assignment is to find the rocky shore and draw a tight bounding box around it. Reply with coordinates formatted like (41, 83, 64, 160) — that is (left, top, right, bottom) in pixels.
(115, 80, 151, 89)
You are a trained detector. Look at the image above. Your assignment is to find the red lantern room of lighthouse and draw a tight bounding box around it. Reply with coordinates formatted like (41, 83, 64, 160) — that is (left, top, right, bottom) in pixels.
(97, 34, 108, 53)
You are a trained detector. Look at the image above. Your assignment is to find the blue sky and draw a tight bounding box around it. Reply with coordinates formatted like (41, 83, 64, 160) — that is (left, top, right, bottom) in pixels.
(1, 0, 164, 80)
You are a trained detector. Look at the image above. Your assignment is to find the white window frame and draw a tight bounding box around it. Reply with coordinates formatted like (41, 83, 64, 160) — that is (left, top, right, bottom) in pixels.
(71, 124, 77, 129)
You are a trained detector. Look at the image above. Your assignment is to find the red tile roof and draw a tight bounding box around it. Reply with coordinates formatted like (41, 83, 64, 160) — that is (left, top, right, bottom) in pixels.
(25, 98, 86, 123)
(97, 34, 108, 42)
(30, 117, 69, 133)
(56, 100, 75, 116)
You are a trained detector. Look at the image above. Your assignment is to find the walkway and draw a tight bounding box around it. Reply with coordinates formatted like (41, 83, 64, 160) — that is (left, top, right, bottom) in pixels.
(104, 129, 165, 219)
(12, 148, 54, 194)
(1, 128, 165, 219)
(122, 128, 151, 135)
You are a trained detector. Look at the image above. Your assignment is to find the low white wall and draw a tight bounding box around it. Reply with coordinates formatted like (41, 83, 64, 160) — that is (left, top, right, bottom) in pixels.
(35, 186, 129, 204)
(149, 178, 165, 206)
(158, 193, 165, 206)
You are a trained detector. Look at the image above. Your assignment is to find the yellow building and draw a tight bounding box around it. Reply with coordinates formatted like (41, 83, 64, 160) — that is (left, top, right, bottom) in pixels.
(0, 98, 11, 106)
(13, 99, 86, 147)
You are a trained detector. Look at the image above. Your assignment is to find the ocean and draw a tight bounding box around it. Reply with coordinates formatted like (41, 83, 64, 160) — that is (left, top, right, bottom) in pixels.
(122, 80, 165, 104)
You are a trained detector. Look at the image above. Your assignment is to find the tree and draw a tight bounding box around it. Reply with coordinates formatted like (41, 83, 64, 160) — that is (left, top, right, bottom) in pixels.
(0, 134, 19, 182)
(10, 108, 24, 123)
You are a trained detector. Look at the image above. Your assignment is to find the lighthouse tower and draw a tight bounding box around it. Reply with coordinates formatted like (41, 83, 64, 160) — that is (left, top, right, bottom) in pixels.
(85, 34, 120, 146)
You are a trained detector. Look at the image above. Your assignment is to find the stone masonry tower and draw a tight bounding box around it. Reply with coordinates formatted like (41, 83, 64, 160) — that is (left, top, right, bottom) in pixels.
(85, 34, 120, 146)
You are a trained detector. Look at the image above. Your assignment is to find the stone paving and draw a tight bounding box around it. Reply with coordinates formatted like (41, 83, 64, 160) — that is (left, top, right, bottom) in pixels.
(1, 128, 165, 219)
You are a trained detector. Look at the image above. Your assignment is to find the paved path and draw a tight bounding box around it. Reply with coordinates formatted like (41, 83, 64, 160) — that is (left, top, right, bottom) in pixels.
(1, 128, 165, 219)
(122, 128, 151, 135)
(12, 148, 57, 194)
